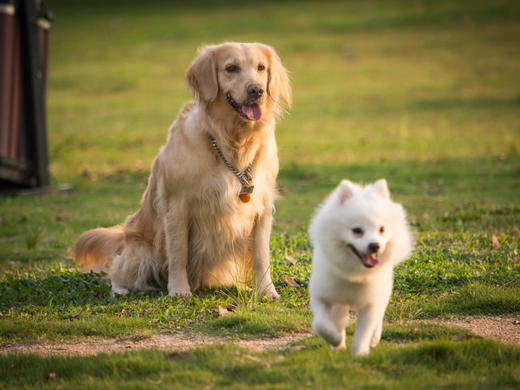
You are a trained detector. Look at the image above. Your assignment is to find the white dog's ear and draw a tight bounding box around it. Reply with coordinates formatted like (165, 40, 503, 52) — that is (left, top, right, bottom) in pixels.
(258, 44, 292, 114)
(372, 179, 390, 198)
(338, 180, 355, 205)
(186, 46, 218, 103)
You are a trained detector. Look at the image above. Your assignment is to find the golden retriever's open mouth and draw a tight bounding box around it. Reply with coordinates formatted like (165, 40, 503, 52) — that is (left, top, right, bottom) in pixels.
(348, 244, 380, 268)
(227, 93, 263, 121)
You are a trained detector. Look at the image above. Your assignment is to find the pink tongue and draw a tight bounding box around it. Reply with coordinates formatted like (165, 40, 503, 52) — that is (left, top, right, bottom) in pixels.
(361, 254, 379, 268)
(241, 105, 262, 121)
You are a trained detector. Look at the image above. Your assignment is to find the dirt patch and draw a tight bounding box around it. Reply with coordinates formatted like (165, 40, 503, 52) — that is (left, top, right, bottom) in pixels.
(2, 316, 518, 357)
(0, 332, 313, 357)
(430, 316, 520, 345)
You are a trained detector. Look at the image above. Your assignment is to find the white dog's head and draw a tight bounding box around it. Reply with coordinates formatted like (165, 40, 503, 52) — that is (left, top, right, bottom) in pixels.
(310, 179, 412, 272)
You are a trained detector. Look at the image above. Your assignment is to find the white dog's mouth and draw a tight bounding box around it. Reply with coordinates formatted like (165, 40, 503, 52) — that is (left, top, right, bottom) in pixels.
(348, 244, 380, 268)
(227, 93, 263, 121)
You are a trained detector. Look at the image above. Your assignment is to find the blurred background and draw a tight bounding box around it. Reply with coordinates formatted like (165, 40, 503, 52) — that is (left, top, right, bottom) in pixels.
(34, 0, 520, 226)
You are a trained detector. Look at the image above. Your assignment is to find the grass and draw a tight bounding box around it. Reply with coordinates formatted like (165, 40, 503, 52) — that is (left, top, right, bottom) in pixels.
(45, 0, 520, 177)
(0, 0, 519, 387)
(2, 337, 520, 389)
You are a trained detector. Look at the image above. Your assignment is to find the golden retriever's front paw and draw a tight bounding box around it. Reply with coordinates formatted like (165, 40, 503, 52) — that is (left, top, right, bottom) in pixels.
(111, 281, 130, 296)
(265, 289, 280, 300)
(168, 279, 192, 297)
(168, 288, 192, 297)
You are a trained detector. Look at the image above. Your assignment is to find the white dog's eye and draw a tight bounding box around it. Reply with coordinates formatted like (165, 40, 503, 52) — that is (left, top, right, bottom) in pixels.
(226, 65, 238, 73)
(258, 64, 265, 72)
(352, 228, 363, 235)
(380, 226, 385, 233)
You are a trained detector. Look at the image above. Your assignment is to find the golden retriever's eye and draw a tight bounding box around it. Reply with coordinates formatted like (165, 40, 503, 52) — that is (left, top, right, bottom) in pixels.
(352, 228, 363, 235)
(380, 226, 385, 234)
(226, 65, 238, 73)
(257, 64, 265, 72)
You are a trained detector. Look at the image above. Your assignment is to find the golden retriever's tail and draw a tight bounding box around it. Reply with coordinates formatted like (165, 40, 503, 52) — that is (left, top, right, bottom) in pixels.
(71, 225, 125, 273)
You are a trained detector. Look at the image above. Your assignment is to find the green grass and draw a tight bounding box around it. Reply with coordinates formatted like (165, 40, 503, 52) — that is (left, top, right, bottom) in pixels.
(1, 336, 520, 389)
(1, 0, 519, 387)
(45, 0, 520, 177)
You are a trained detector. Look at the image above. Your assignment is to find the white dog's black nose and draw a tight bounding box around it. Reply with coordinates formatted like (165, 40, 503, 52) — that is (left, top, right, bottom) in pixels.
(247, 84, 265, 98)
(368, 243, 380, 254)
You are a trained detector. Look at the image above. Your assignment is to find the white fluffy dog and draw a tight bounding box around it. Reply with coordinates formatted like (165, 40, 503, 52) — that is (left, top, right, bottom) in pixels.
(308, 179, 412, 355)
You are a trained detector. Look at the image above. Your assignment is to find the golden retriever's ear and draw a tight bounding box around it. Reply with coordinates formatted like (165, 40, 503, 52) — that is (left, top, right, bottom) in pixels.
(258, 44, 292, 113)
(186, 46, 218, 103)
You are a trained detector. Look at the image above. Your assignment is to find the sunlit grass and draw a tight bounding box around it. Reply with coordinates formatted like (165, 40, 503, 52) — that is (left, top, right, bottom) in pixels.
(45, 0, 520, 178)
(0, 0, 519, 387)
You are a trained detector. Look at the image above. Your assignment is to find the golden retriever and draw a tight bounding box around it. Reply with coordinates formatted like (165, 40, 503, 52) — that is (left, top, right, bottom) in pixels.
(72, 42, 291, 299)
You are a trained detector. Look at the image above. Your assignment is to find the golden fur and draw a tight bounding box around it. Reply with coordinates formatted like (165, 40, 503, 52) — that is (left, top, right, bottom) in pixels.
(71, 42, 291, 298)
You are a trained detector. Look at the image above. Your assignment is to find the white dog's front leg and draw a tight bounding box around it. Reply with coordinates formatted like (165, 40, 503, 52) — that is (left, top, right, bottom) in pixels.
(351, 304, 384, 356)
(310, 297, 344, 347)
(164, 200, 191, 297)
(251, 211, 279, 300)
(370, 308, 386, 348)
(330, 303, 350, 350)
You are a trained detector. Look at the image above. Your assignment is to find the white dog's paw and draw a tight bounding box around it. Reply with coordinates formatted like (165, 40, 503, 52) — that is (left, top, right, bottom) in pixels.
(331, 330, 346, 350)
(350, 345, 370, 356)
(370, 325, 383, 347)
(370, 335, 381, 348)
(313, 322, 343, 347)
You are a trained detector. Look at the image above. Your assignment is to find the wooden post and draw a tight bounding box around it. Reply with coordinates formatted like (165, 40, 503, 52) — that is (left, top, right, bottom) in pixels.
(19, 0, 50, 188)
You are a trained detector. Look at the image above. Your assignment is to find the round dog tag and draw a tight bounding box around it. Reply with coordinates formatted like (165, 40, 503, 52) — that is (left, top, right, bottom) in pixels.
(239, 186, 254, 203)
(239, 193, 251, 203)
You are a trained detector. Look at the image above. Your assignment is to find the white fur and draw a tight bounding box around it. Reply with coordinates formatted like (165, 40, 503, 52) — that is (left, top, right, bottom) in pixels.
(308, 179, 412, 355)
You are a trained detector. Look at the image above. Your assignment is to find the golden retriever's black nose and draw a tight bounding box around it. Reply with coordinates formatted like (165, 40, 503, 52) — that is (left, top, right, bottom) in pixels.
(368, 243, 380, 254)
(247, 84, 264, 98)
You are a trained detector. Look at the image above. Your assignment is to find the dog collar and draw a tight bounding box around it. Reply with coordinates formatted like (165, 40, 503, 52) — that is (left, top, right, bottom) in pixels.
(209, 134, 254, 203)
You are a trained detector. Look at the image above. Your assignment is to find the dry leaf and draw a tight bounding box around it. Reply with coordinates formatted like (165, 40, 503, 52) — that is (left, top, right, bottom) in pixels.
(214, 305, 234, 317)
(164, 352, 193, 360)
(453, 333, 483, 342)
(409, 328, 418, 335)
(492, 235, 501, 248)
(79, 167, 90, 178)
(283, 275, 300, 288)
(46, 373, 56, 382)
(226, 303, 238, 312)
(285, 254, 298, 265)
(288, 345, 306, 352)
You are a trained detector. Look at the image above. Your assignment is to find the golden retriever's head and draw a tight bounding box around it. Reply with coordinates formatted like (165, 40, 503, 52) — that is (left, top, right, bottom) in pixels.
(186, 42, 291, 123)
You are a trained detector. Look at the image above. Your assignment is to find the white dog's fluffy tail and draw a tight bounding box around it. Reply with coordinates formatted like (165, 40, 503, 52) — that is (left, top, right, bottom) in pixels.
(71, 226, 125, 273)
